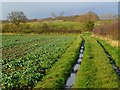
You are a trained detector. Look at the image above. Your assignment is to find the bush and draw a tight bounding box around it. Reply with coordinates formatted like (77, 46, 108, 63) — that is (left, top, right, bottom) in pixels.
(20, 24, 31, 30)
(93, 21, 118, 40)
(2, 23, 17, 33)
(84, 21, 94, 31)
(41, 23, 49, 30)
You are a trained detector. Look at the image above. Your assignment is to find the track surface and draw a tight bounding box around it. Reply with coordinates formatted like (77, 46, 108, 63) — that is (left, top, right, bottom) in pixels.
(74, 36, 119, 88)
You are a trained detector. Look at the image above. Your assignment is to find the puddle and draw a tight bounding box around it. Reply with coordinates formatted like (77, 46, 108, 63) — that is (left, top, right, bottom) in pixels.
(65, 39, 85, 88)
(73, 64, 80, 72)
(65, 73, 76, 88)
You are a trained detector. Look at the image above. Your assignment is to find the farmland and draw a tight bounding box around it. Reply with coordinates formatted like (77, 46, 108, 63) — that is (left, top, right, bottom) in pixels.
(2, 20, 85, 34)
(1, 18, 120, 89)
(1, 31, 120, 89)
(2, 34, 78, 89)
(1, 6, 119, 89)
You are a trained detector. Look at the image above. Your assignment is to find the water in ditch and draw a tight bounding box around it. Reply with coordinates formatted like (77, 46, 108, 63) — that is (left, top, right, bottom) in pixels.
(65, 39, 85, 88)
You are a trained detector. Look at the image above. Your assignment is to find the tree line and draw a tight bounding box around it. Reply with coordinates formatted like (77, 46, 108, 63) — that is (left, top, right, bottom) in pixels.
(2, 10, 118, 35)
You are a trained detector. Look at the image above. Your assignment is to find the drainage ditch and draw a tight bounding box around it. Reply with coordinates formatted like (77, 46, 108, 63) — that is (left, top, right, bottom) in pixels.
(65, 38, 85, 88)
(97, 40, 120, 79)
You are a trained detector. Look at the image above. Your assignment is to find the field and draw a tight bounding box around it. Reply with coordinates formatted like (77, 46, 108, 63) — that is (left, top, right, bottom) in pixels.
(2, 34, 79, 89)
(1, 11, 119, 89)
(2, 20, 85, 34)
(1, 2, 120, 89)
(1, 32, 119, 89)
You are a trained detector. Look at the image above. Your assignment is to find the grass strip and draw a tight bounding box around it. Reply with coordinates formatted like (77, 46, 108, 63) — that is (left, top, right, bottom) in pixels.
(74, 36, 118, 88)
(34, 35, 82, 89)
(97, 38, 119, 67)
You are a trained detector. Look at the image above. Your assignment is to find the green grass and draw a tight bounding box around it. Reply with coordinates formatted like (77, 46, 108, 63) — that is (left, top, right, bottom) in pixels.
(96, 38, 119, 67)
(2, 31, 119, 89)
(34, 35, 82, 89)
(47, 20, 84, 31)
(74, 36, 118, 88)
(2, 20, 84, 33)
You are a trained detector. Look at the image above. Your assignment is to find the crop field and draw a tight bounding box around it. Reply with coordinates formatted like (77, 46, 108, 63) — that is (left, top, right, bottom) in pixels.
(1, 2, 119, 89)
(34, 35, 82, 88)
(1, 32, 119, 89)
(2, 34, 79, 89)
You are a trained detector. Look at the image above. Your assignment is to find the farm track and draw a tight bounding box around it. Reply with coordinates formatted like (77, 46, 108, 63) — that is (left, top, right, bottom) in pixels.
(97, 40, 120, 79)
(74, 36, 118, 88)
(98, 39, 119, 69)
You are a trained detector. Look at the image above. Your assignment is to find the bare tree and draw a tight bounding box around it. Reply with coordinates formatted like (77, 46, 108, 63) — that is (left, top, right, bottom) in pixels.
(7, 11, 28, 28)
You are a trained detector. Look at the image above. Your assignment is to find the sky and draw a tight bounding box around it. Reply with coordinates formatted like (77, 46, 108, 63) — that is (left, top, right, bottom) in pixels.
(1, 2, 118, 20)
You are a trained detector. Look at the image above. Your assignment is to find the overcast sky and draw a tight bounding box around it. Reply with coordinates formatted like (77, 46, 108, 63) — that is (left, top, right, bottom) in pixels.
(2, 2, 118, 20)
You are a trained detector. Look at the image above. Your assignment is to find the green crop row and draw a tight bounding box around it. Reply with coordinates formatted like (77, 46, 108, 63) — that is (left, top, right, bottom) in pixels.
(2, 34, 77, 90)
(3, 40, 52, 64)
(74, 36, 118, 88)
(2, 34, 55, 48)
(34, 35, 82, 89)
(2, 34, 76, 63)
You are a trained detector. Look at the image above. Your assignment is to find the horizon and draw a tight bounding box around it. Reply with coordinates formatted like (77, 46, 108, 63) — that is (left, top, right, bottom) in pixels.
(1, 2, 118, 20)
